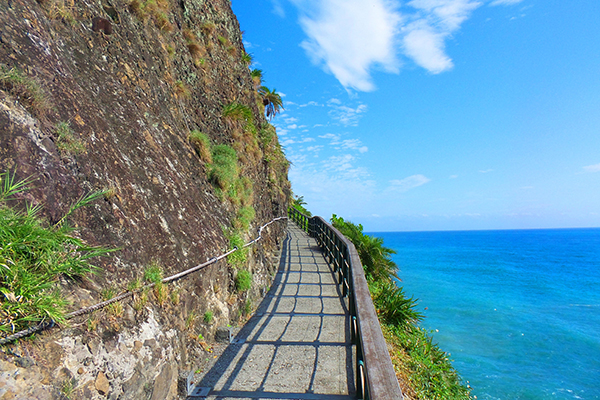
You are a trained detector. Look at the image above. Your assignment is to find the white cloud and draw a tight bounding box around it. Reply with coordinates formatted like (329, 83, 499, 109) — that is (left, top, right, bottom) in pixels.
(489, 0, 523, 5)
(271, 0, 286, 17)
(402, 23, 453, 73)
(389, 174, 431, 192)
(319, 133, 341, 143)
(287, 124, 298, 129)
(583, 163, 600, 173)
(291, 0, 401, 91)
(449, 174, 458, 179)
(479, 169, 494, 173)
(402, 0, 481, 73)
(299, 101, 322, 107)
(305, 145, 323, 153)
(341, 139, 368, 153)
(328, 103, 368, 126)
(324, 154, 355, 171)
(289, 0, 515, 87)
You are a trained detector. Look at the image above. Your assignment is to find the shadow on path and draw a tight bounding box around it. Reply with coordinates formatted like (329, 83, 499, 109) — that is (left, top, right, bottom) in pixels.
(189, 224, 356, 400)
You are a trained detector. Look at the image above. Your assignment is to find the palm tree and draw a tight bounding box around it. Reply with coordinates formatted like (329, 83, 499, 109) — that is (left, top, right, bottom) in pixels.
(258, 86, 283, 120)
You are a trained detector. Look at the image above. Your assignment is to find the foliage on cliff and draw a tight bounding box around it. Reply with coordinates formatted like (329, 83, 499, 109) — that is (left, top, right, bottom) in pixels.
(330, 215, 472, 400)
(0, 173, 111, 335)
(0, 0, 291, 395)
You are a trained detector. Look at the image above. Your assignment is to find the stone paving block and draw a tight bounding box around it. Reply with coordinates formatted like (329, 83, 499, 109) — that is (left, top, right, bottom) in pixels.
(189, 224, 355, 400)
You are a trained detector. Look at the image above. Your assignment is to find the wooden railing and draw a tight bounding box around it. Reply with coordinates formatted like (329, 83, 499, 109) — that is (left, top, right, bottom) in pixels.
(288, 208, 403, 400)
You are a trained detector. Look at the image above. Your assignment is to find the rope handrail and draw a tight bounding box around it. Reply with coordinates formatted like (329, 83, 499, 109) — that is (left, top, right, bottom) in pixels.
(0, 216, 288, 346)
(288, 207, 403, 400)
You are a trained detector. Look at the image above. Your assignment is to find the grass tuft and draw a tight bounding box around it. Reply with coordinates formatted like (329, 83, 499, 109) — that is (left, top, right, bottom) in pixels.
(0, 172, 112, 335)
(0, 65, 50, 115)
(209, 145, 238, 191)
(188, 130, 212, 163)
(173, 80, 190, 98)
(144, 263, 163, 284)
(203, 310, 213, 324)
(222, 102, 252, 123)
(224, 228, 247, 268)
(55, 121, 85, 155)
(200, 21, 215, 36)
(235, 269, 252, 292)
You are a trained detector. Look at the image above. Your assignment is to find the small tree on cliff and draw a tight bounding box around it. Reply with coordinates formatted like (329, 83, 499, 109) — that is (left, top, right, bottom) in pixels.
(258, 86, 283, 120)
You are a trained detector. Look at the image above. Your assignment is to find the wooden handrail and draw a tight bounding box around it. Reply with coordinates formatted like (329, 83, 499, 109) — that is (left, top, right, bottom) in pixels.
(288, 208, 403, 400)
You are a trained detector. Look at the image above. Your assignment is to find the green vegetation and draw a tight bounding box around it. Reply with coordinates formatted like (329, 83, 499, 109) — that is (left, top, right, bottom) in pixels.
(55, 121, 85, 155)
(101, 288, 123, 318)
(241, 52, 253, 66)
(144, 263, 163, 284)
(328, 213, 472, 399)
(250, 69, 263, 90)
(200, 21, 216, 36)
(185, 311, 197, 330)
(234, 205, 255, 231)
(183, 29, 203, 60)
(0, 172, 112, 335)
(291, 195, 311, 217)
(209, 144, 238, 192)
(217, 36, 229, 47)
(258, 86, 284, 120)
(203, 310, 213, 324)
(0, 64, 50, 115)
(235, 269, 252, 292)
(173, 80, 190, 98)
(59, 377, 77, 399)
(46, 0, 76, 25)
(223, 102, 253, 123)
(188, 130, 212, 163)
(144, 263, 167, 305)
(243, 299, 252, 316)
(129, 0, 173, 32)
(223, 228, 247, 269)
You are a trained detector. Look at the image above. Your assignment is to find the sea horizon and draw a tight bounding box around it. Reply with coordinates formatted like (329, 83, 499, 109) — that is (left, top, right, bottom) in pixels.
(368, 226, 600, 234)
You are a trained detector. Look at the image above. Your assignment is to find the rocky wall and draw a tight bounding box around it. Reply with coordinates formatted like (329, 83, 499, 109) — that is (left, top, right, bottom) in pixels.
(0, 0, 290, 398)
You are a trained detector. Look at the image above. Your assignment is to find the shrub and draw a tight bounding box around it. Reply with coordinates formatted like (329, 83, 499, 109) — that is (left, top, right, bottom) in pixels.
(234, 206, 255, 231)
(188, 130, 212, 163)
(218, 36, 229, 46)
(370, 280, 423, 327)
(235, 269, 252, 292)
(200, 21, 215, 36)
(0, 172, 111, 335)
(0, 65, 50, 114)
(209, 145, 238, 190)
(55, 121, 85, 155)
(173, 80, 190, 98)
(241, 52, 253, 66)
(224, 228, 247, 268)
(222, 103, 252, 123)
(203, 311, 213, 324)
(144, 263, 163, 284)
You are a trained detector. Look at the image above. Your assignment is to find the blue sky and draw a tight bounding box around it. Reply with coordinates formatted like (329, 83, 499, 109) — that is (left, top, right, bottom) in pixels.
(231, 0, 600, 232)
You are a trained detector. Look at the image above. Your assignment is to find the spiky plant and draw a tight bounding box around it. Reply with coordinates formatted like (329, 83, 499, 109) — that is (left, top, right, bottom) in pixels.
(258, 86, 284, 120)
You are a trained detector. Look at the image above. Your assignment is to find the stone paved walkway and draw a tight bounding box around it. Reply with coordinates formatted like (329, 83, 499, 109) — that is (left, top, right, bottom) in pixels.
(189, 222, 356, 399)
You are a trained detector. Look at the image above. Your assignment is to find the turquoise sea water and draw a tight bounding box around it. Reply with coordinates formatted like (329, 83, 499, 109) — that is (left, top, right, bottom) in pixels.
(372, 228, 600, 400)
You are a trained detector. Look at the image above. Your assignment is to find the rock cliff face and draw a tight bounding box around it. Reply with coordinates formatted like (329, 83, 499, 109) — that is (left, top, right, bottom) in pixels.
(0, 0, 290, 398)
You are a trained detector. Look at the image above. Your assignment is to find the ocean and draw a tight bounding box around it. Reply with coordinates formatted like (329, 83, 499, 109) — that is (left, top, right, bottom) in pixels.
(371, 228, 600, 400)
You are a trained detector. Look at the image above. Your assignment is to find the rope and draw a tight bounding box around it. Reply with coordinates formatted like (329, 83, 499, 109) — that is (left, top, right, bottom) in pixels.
(0, 216, 288, 346)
